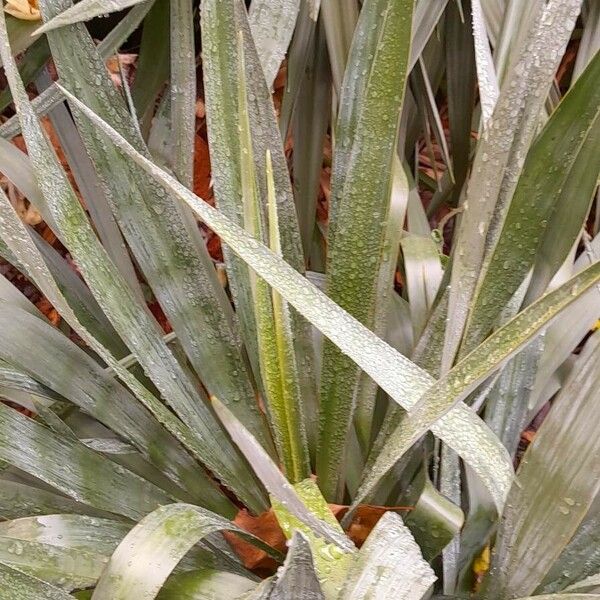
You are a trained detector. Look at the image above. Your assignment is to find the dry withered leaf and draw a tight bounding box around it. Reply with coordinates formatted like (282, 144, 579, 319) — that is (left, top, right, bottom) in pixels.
(193, 135, 212, 201)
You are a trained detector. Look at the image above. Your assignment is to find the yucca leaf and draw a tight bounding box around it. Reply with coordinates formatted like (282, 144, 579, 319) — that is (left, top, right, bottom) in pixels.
(38, 0, 272, 456)
(0, 403, 172, 520)
(353, 157, 409, 455)
(272, 478, 354, 597)
(0, 562, 73, 600)
(0, 535, 105, 590)
(0, 479, 114, 521)
(538, 493, 600, 594)
(169, 0, 195, 188)
(318, 0, 414, 500)
(267, 532, 324, 600)
(401, 233, 444, 340)
(484, 336, 544, 458)
(129, 0, 169, 127)
(265, 152, 311, 480)
(33, 0, 150, 34)
(248, 0, 301, 89)
(36, 69, 142, 300)
(464, 49, 600, 352)
(237, 38, 308, 480)
(354, 258, 600, 509)
(484, 331, 600, 598)
(63, 87, 516, 512)
(156, 569, 257, 600)
(492, 0, 545, 86)
(471, 0, 499, 126)
(445, 0, 476, 205)
(289, 16, 330, 260)
(403, 470, 464, 562)
(0, 137, 48, 218)
(0, 514, 130, 556)
(320, 0, 358, 95)
(279, 0, 323, 136)
(341, 512, 436, 599)
(564, 573, 600, 594)
(91, 503, 279, 600)
(201, 0, 317, 451)
(409, 0, 450, 71)
(213, 399, 352, 551)
(443, 0, 582, 367)
(0, 305, 234, 515)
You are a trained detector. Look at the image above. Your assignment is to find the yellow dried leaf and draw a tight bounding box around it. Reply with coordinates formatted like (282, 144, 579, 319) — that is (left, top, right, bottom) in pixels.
(4, 0, 40, 21)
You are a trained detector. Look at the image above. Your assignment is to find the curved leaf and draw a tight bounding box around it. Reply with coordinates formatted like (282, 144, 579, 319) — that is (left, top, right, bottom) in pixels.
(91, 503, 278, 600)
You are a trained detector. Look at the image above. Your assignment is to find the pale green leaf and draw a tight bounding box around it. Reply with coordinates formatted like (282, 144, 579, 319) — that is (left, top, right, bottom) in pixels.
(268, 533, 324, 600)
(201, 0, 316, 427)
(464, 50, 600, 351)
(157, 569, 257, 600)
(355, 259, 600, 510)
(444, 0, 582, 367)
(91, 503, 278, 600)
(318, 0, 414, 500)
(62, 86, 516, 512)
(272, 478, 354, 598)
(485, 331, 600, 598)
(0, 562, 73, 600)
(34, 0, 150, 34)
(248, 0, 301, 89)
(341, 512, 436, 600)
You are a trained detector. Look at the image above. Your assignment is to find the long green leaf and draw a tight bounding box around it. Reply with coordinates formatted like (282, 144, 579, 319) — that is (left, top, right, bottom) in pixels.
(355, 259, 600, 509)
(485, 331, 600, 598)
(318, 0, 414, 500)
(169, 0, 195, 188)
(201, 0, 317, 450)
(538, 494, 600, 594)
(237, 39, 309, 481)
(464, 50, 600, 351)
(33, 0, 150, 34)
(0, 479, 114, 521)
(443, 0, 582, 367)
(248, 0, 301, 88)
(1, 2, 268, 511)
(63, 86, 517, 512)
(0, 562, 73, 600)
(0, 403, 171, 520)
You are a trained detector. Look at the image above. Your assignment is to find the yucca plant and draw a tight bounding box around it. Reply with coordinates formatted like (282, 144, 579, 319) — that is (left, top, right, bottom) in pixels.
(0, 0, 599, 597)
